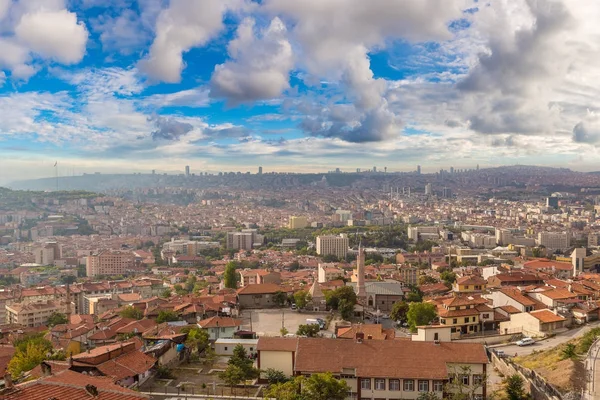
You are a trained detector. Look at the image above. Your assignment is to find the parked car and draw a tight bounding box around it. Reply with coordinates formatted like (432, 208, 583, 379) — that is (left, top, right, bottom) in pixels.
(291, 303, 297, 310)
(516, 337, 535, 346)
(495, 350, 508, 358)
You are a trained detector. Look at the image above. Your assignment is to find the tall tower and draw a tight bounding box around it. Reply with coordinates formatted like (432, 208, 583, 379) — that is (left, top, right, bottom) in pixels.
(356, 242, 367, 302)
(185, 165, 190, 176)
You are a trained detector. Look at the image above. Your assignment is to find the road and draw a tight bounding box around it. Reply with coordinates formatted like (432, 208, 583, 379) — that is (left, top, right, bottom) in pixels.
(584, 339, 600, 400)
(496, 322, 600, 357)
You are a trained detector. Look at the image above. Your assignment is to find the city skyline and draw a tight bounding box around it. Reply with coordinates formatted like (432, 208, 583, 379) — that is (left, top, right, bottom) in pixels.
(2, 0, 600, 184)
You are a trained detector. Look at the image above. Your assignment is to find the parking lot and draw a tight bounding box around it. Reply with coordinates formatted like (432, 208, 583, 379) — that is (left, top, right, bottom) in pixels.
(239, 308, 335, 337)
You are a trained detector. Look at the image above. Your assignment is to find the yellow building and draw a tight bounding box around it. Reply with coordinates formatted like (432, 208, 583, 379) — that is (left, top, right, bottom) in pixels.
(288, 216, 308, 229)
(6, 300, 67, 327)
(437, 296, 493, 337)
(452, 275, 487, 293)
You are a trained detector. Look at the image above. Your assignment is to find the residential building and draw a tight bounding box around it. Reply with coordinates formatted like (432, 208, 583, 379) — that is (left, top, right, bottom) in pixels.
(453, 275, 487, 293)
(33, 241, 61, 265)
(317, 263, 344, 283)
(486, 272, 544, 288)
(499, 309, 566, 337)
(407, 226, 438, 241)
(526, 287, 578, 309)
(316, 234, 349, 259)
(336, 324, 395, 340)
(239, 269, 281, 287)
(486, 288, 542, 313)
(214, 338, 258, 355)
(436, 296, 494, 336)
(237, 283, 284, 309)
(226, 232, 254, 250)
(398, 265, 418, 286)
(257, 337, 488, 400)
(6, 300, 68, 327)
(86, 250, 135, 277)
(288, 216, 308, 229)
(537, 232, 570, 250)
(197, 316, 243, 340)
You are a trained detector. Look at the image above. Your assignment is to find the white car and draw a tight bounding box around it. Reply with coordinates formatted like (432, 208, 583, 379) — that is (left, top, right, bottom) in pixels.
(516, 337, 535, 346)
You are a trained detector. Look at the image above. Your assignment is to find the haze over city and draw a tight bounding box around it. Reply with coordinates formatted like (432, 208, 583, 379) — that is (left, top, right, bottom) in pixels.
(2, 0, 600, 184)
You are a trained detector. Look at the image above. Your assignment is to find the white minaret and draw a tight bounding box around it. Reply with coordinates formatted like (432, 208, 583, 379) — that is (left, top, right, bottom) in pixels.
(356, 241, 367, 302)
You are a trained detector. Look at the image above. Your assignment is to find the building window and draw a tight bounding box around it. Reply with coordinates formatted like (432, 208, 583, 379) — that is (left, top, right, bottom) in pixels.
(389, 379, 400, 391)
(473, 374, 483, 386)
(465, 317, 470, 323)
(404, 379, 414, 391)
(375, 379, 385, 390)
(452, 318, 457, 324)
(440, 319, 446, 324)
(461, 375, 469, 385)
(224, 347, 228, 351)
(361, 378, 371, 390)
(418, 380, 429, 392)
(483, 314, 489, 319)
(434, 332, 439, 341)
(433, 380, 444, 392)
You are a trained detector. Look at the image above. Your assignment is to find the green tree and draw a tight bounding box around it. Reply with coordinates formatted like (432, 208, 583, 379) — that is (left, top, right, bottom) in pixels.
(119, 305, 143, 320)
(417, 392, 441, 400)
(280, 326, 289, 337)
(184, 275, 197, 293)
(156, 310, 179, 324)
(505, 374, 528, 400)
(8, 341, 51, 378)
(561, 343, 577, 360)
(322, 254, 339, 262)
(441, 271, 457, 287)
(326, 286, 357, 310)
(407, 302, 437, 332)
(60, 275, 77, 285)
(265, 377, 303, 400)
(405, 286, 423, 303)
(224, 261, 238, 289)
(302, 372, 349, 400)
(338, 299, 354, 320)
(47, 312, 68, 327)
(219, 364, 245, 389)
(293, 290, 311, 310)
(418, 275, 438, 285)
(227, 345, 259, 381)
(273, 291, 288, 307)
(160, 288, 172, 298)
(390, 301, 409, 322)
(296, 324, 320, 337)
(264, 368, 288, 384)
(173, 284, 187, 296)
(181, 326, 210, 353)
(445, 366, 487, 400)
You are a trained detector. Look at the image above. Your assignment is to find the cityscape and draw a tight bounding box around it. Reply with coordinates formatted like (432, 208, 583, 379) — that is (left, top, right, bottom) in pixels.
(1, 1, 600, 400)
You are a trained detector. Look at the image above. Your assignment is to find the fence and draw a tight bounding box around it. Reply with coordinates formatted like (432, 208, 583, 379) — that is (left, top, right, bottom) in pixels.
(142, 384, 269, 400)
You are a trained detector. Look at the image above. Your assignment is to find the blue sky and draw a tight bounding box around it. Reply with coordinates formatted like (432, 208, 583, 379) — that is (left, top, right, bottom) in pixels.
(1, 0, 600, 184)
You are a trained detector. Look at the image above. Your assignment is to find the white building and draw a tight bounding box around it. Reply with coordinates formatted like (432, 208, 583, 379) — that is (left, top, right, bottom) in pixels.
(316, 234, 349, 259)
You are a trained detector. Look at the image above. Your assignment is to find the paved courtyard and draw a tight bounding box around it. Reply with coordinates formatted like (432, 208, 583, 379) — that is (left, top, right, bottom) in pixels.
(239, 308, 335, 337)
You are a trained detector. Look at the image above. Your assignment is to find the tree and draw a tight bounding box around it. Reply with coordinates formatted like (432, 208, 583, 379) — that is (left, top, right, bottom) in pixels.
(156, 310, 179, 323)
(273, 291, 288, 307)
(265, 377, 303, 400)
(119, 305, 143, 320)
(219, 364, 245, 389)
(322, 254, 339, 263)
(288, 260, 301, 271)
(280, 326, 289, 336)
(326, 286, 357, 310)
(407, 302, 437, 332)
(173, 284, 187, 296)
(504, 374, 528, 400)
(264, 368, 288, 384)
(160, 288, 172, 298)
(294, 290, 311, 310)
(182, 326, 209, 353)
(296, 324, 320, 337)
(60, 275, 77, 285)
(184, 275, 197, 293)
(8, 342, 48, 378)
(302, 372, 349, 400)
(47, 312, 68, 327)
(228, 344, 259, 381)
(390, 301, 409, 323)
(338, 299, 354, 320)
(418, 275, 438, 285)
(445, 366, 487, 400)
(405, 286, 423, 303)
(441, 271, 457, 287)
(561, 343, 577, 360)
(417, 392, 441, 400)
(224, 261, 238, 289)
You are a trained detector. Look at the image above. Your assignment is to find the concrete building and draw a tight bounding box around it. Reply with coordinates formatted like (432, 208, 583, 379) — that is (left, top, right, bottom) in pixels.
(34, 242, 61, 265)
(162, 239, 219, 255)
(407, 226, 439, 241)
(6, 300, 67, 327)
(316, 234, 349, 259)
(318, 263, 344, 283)
(355, 244, 367, 302)
(288, 216, 308, 229)
(425, 183, 432, 196)
(214, 338, 258, 356)
(537, 232, 570, 250)
(499, 309, 566, 337)
(226, 230, 262, 250)
(197, 316, 243, 340)
(85, 250, 135, 277)
(398, 265, 418, 286)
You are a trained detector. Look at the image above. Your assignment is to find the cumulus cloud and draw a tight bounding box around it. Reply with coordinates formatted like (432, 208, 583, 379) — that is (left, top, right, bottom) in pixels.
(573, 119, 600, 144)
(149, 115, 194, 141)
(140, 0, 249, 83)
(210, 17, 293, 105)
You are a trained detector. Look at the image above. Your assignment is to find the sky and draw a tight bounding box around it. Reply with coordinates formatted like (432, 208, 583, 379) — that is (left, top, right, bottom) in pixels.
(1, 0, 600, 184)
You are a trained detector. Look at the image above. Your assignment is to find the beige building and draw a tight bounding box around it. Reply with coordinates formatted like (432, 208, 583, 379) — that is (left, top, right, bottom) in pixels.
(34, 242, 61, 265)
(6, 300, 67, 327)
(537, 232, 570, 250)
(226, 232, 254, 250)
(499, 309, 566, 337)
(86, 250, 135, 277)
(258, 337, 488, 400)
(318, 263, 344, 283)
(316, 234, 349, 259)
(288, 216, 308, 229)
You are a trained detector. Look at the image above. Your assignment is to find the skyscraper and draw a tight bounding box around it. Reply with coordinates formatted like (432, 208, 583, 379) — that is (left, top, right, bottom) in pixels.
(425, 183, 432, 195)
(258, 166, 263, 175)
(417, 165, 421, 174)
(185, 166, 190, 176)
(373, 166, 377, 173)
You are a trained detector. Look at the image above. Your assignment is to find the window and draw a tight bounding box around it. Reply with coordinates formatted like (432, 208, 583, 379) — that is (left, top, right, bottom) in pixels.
(418, 380, 429, 392)
(440, 318, 446, 324)
(221, 327, 226, 332)
(483, 313, 489, 319)
(452, 318, 457, 324)
(464, 317, 470, 323)
(433, 380, 444, 392)
(224, 347, 228, 351)
(375, 379, 385, 390)
(361, 378, 371, 390)
(473, 374, 483, 386)
(250, 347, 253, 351)
(434, 333, 439, 341)
(389, 379, 400, 391)
(404, 379, 414, 391)
(461, 375, 469, 385)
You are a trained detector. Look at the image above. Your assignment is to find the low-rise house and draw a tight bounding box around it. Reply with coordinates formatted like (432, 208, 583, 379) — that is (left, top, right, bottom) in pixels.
(256, 337, 298, 379)
(336, 324, 395, 340)
(453, 275, 487, 293)
(487, 272, 544, 288)
(436, 296, 494, 336)
(486, 288, 544, 313)
(237, 283, 284, 309)
(499, 309, 566, 337)
(197, 316, 243, 340)
(214, 338, 258, 356)
(527, 287, 579, 310)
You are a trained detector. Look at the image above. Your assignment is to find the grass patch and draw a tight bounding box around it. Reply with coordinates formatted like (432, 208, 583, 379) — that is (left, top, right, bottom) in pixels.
(577, 327, 600, 354)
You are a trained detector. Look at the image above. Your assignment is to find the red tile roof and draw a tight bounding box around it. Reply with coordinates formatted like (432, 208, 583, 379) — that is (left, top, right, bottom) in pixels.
(197, 316, 242, 328)
(237, 283, 283, 295)
(257, 337, 299, 352)
(529, 309, 566, 323)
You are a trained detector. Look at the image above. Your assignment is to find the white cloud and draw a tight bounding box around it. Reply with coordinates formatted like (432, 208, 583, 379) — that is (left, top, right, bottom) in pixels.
(140, 0, 250, 83)
(210, 17, 293, 104)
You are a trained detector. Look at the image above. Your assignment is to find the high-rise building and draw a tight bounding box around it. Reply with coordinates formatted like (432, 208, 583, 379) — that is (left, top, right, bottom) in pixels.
(185, 166, 190, 176)
(316, 234, 349, 259)
(152, 169, 155, 175)
(258, 166, 263, 175)
(289, 216, 308, 229)
(425, 183, 432, 196)
(546, 196, 559, 209)
(450, 166, 454, 174)
(34, 242, 61, 265)
(373, 166, 377, 173)
(417, 165, 421, 174)
(86, 250, 134, 277)
(356, 168, 360, 173)
(226, 231, 255, 250)
(442, 187, 452, 198)
(538, 232, 570, 250)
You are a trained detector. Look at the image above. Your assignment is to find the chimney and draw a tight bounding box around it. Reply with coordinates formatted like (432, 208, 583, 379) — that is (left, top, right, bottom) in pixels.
(85, 384, 99, 397)
(68, 356, 73, 368)
(355, 332, 364, 343)
(4, 372, 13, 388)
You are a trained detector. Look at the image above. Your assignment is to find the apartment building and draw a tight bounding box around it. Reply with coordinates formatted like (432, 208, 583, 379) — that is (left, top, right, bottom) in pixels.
(398, 265, 418, 286)
(226, 232, 254, 250)
(162, 239, 219, 255)
(6, 300, 67, 327)
(318, 263, 344, 283)
(537, 232, 570, 250)
(288, 216, 308, 229)
(33, 241, 62, 265)
(407, 226, 439, 241)
(86, 251, 135, 277)
(436, 296, 494, 336)
(316, 234, 349, 259)
(257, 337, 488, 400)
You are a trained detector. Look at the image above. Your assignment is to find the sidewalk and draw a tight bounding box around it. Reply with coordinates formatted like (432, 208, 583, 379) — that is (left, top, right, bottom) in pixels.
(584, 339, 600, 400)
